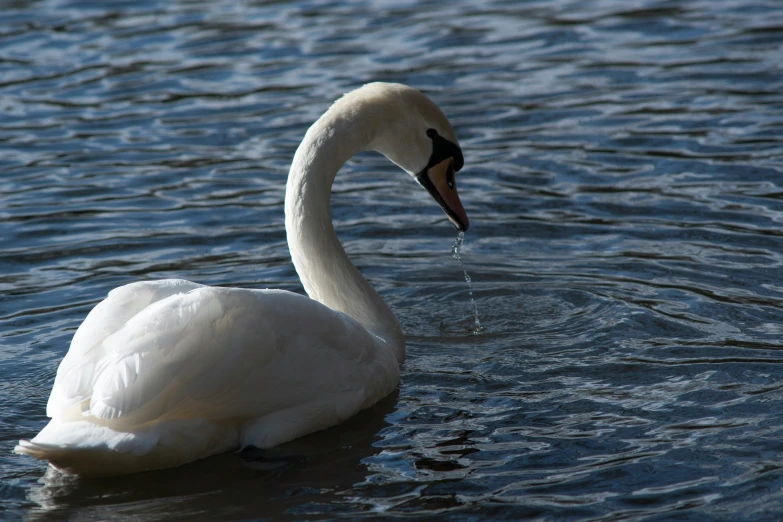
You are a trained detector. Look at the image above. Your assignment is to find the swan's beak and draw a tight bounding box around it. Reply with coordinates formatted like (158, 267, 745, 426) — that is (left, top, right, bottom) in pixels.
(418, 157, 469, 231)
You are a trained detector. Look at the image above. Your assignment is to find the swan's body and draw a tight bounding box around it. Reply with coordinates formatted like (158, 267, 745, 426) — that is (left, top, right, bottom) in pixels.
(15, 83, 468, 477)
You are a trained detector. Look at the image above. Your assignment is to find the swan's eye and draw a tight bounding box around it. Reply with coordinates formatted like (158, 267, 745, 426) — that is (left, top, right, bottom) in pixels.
(446, 161, 455, 189)
(426, 128, 438, 138)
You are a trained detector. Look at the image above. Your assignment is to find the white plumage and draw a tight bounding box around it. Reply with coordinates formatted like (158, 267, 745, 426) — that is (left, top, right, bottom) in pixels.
(15, 83, 467, 476)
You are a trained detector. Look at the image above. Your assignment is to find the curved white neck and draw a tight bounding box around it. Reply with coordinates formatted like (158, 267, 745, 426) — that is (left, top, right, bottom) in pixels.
(284, 104, 405, 363)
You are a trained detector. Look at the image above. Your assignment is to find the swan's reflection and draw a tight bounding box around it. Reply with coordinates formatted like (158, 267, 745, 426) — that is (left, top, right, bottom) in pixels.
(25, 392, 397, 520)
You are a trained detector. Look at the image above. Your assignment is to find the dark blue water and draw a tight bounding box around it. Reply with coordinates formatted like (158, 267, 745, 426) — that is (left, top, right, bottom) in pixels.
(2, 0, 783, 519)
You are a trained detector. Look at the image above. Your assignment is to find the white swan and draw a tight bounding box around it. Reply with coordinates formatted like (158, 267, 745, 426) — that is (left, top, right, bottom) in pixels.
(15, 83, 468, 477)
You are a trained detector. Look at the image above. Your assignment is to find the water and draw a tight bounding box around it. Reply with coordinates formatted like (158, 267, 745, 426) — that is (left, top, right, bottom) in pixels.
(452, 231, 482, 333)
(2, 0, 783, 519)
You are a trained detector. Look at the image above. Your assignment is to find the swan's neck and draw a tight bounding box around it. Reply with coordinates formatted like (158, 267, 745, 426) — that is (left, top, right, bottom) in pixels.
(284, 106, 405, 363)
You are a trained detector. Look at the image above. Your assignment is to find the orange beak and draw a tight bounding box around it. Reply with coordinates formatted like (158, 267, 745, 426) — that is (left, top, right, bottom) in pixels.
(419, 157, 469, 231)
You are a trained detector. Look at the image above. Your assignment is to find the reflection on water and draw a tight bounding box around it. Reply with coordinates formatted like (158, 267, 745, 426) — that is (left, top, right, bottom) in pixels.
(2, 0, 783, 519)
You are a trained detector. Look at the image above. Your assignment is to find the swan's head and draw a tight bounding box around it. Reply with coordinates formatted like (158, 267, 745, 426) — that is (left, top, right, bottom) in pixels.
(339, 83, 469, 231)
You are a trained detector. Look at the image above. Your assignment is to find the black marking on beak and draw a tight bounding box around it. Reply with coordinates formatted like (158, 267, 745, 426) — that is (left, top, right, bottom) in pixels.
(414, 128, 467, 231)
(420, 128, 463, 173)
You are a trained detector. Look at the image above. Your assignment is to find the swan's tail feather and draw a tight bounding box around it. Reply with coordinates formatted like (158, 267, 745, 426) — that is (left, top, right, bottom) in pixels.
(14, 439, 55, 460)
(13, 419, 142, 476)
(14, 437, 185, 477)
(14, 438, 133, 476)
(15, 419, 238, 477)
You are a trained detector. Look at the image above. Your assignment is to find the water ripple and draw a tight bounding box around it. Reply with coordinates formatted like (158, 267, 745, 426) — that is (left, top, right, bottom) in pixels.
(2, 0, 783, 520)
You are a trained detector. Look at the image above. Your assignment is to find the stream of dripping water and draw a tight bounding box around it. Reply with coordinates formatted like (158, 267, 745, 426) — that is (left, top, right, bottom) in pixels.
(452, 231, 482, 333)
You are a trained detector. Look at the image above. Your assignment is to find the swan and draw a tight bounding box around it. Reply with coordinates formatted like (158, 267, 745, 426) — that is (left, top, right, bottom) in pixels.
(14, 82, 468, 477)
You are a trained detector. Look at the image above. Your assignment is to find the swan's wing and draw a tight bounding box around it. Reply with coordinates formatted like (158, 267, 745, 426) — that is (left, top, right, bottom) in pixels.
(78, 287, 397, 426)
(47, 279, 204, 418)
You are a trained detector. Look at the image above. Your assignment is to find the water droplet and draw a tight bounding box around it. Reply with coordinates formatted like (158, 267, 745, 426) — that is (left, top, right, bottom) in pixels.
(452, 231, 482, 334)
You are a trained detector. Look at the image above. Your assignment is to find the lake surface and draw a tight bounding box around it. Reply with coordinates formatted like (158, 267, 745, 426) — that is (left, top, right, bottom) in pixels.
(2, 0, 783, 519)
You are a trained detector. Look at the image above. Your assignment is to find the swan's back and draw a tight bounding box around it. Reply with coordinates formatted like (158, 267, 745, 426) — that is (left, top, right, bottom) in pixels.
(17, 281, 399, 476)
(47, 279, 205, 419)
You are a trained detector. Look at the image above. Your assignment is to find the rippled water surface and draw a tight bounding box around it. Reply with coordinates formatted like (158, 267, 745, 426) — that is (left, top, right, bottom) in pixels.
(3, 0, 783, 519)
